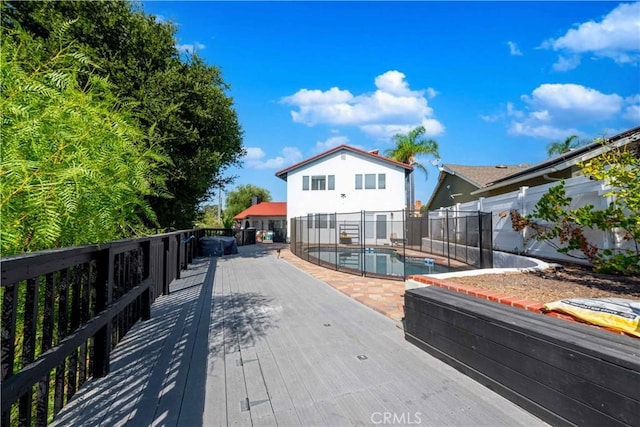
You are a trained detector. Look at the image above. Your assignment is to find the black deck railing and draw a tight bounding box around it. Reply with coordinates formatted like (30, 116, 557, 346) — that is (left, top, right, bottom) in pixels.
(0, 227, 245, 427)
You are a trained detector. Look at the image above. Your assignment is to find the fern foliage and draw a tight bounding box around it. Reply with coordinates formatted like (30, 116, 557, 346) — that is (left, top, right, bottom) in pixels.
(1, 23, 170, 255)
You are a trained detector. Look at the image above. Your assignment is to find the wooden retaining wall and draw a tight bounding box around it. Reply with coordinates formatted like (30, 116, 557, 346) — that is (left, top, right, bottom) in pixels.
(404, 286, 640, 427)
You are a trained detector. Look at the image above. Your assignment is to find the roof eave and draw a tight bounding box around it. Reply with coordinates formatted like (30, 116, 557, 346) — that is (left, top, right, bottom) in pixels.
(274, 144, 413, 180)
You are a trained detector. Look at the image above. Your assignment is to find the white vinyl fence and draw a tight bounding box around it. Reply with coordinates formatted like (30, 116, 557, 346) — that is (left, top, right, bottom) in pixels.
(438, 176, 631, 265)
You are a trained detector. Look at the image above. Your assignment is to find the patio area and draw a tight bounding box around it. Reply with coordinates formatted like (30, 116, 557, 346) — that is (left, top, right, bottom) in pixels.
(51, 244, 546, 426)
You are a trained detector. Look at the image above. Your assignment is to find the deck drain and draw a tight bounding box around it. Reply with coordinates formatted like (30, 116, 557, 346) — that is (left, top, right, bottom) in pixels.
(357, 355, 368, 361)
(323, 323, 331, 327)
(240, 398, 250, 412)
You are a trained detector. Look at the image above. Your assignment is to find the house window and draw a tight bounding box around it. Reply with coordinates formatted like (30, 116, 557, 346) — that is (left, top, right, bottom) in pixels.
(355, 173, 386, 190)
(328, 175, 335, 190)
(329, 213, 336, 229)
(317, 214, 328, 229)
(311, 175, 326, 190)
(302, 176, 309, 191)
(365, 174, 376, 189)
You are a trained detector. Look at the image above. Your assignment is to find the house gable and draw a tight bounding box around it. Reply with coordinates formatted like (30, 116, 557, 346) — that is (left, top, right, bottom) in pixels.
(276, 145, 412, 236)
(426, 164, 527, 210)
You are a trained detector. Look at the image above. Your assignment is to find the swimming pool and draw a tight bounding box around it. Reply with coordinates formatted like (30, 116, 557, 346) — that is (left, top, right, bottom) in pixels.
(306, 247, 453, 278)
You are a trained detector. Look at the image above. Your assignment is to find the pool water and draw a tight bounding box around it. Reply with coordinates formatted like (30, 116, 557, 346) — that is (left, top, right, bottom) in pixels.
(307, 247, 452, 278)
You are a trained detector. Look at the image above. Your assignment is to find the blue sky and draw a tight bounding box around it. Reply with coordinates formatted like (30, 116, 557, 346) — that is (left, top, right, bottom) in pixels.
(142, 1, 640, 206)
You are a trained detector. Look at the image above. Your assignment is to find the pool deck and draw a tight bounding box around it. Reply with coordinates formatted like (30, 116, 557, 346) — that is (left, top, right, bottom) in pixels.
(52, 244, 546, 426)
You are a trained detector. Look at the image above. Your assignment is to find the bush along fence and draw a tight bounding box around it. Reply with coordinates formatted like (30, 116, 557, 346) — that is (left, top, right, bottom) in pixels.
(289, 209, 492, 281)
(0, 227, 249, 427)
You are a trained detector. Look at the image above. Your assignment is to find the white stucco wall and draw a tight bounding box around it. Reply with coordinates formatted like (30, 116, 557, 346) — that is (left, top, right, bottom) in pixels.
(284, 149, 408, 237)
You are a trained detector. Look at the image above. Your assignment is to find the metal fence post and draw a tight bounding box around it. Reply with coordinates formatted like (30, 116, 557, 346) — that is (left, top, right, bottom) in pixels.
(335, 212, 338, 271)
(361, 210, 365, 276)
(446, 209, 451, 268)
(478, 210, 484, 268)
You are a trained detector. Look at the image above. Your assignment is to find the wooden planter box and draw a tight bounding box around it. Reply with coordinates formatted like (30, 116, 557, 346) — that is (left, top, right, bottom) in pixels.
(404, 286, 640, 427)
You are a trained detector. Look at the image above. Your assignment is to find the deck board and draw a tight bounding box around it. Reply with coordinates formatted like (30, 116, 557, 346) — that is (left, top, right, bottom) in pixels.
(52, 246, 547, 426)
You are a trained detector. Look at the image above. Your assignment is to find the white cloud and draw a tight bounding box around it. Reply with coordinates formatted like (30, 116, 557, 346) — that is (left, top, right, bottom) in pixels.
(281, 71, 444, 139)
(509, 122, 581, 140)
(507, 102, 525, 119)
(314, 136, 349, 152)
(552, 55, 581, 72)
(623, 104, 640, 122)
(507, 41, 523, 56)
(542, 3, 640, 68)
(481, 114, 500, 123)
(625, 94, 640, 121)
(244, 146, 303, 169)
(245, 147, 266, 161)
(176, 42, 206, 54)
(508, 83, 625, 138)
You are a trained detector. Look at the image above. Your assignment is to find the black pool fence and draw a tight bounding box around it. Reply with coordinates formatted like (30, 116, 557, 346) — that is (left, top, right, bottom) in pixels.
(289, 209, 492, 281)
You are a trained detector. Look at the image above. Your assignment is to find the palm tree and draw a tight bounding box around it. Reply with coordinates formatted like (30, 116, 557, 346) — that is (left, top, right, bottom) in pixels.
(385, 126, 439, 212)
(546, 135, 580, 157)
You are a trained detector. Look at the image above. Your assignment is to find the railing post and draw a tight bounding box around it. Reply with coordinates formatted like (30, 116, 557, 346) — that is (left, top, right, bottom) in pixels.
(141, 240, 151, 321)
(163, 237, 170, 295)
(175, 234, 182, 279)
(93, 247, 113, 378)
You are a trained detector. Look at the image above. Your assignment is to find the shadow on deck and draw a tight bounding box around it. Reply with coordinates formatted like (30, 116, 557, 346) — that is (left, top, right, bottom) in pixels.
(52, 246, 546, 427)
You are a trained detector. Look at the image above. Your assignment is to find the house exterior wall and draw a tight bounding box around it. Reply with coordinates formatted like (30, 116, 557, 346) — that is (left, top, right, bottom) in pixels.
(284, 149, 408, 240)
(427, 175, 481, 210)
(244, 216, 287, 231)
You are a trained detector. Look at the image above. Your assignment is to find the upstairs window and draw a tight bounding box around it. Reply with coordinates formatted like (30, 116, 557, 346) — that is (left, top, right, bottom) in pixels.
(355, 173, 386, 190)
(378, 173, 386, 189)
(302, 176, 309, 191)
(328, 175, 335, 190)
(311, 175, 326, 190)
(365, 174, 376, 189)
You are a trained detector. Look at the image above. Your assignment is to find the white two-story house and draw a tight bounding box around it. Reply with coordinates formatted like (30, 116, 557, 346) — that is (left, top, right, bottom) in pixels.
(275, 145, 413, 245)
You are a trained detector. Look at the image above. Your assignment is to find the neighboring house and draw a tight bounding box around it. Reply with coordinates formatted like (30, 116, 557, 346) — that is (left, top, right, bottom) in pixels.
(233, 201, 287, 242)
(424, 125, 640, 264)
(426, 125, 640, 210)
(275, 145, 413, 244)
(472, 126, 639, 199)
(425, 164, 528, 210)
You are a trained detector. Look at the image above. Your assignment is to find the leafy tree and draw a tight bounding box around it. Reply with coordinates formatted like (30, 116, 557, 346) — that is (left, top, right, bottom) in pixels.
(195, 204, 223, 228)
(511, 141, 639, 275)
(4, 0, 245, 230)
(385, 126, 439, 211)
(1, 22, 169, 254)
(546, 135, 589, 157)
(142, 56, 244, 229)
(224, 185, 271, 219)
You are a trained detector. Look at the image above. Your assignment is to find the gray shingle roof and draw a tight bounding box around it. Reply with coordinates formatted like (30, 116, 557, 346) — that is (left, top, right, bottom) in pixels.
(443, 164, 529, 188)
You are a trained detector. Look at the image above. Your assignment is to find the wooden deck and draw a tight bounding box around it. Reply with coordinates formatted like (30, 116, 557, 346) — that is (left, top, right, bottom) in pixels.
(52, 245, 546, 426)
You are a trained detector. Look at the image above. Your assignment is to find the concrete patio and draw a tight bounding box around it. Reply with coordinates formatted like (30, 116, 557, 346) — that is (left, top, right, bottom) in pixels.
(51, 244, 546, 426)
